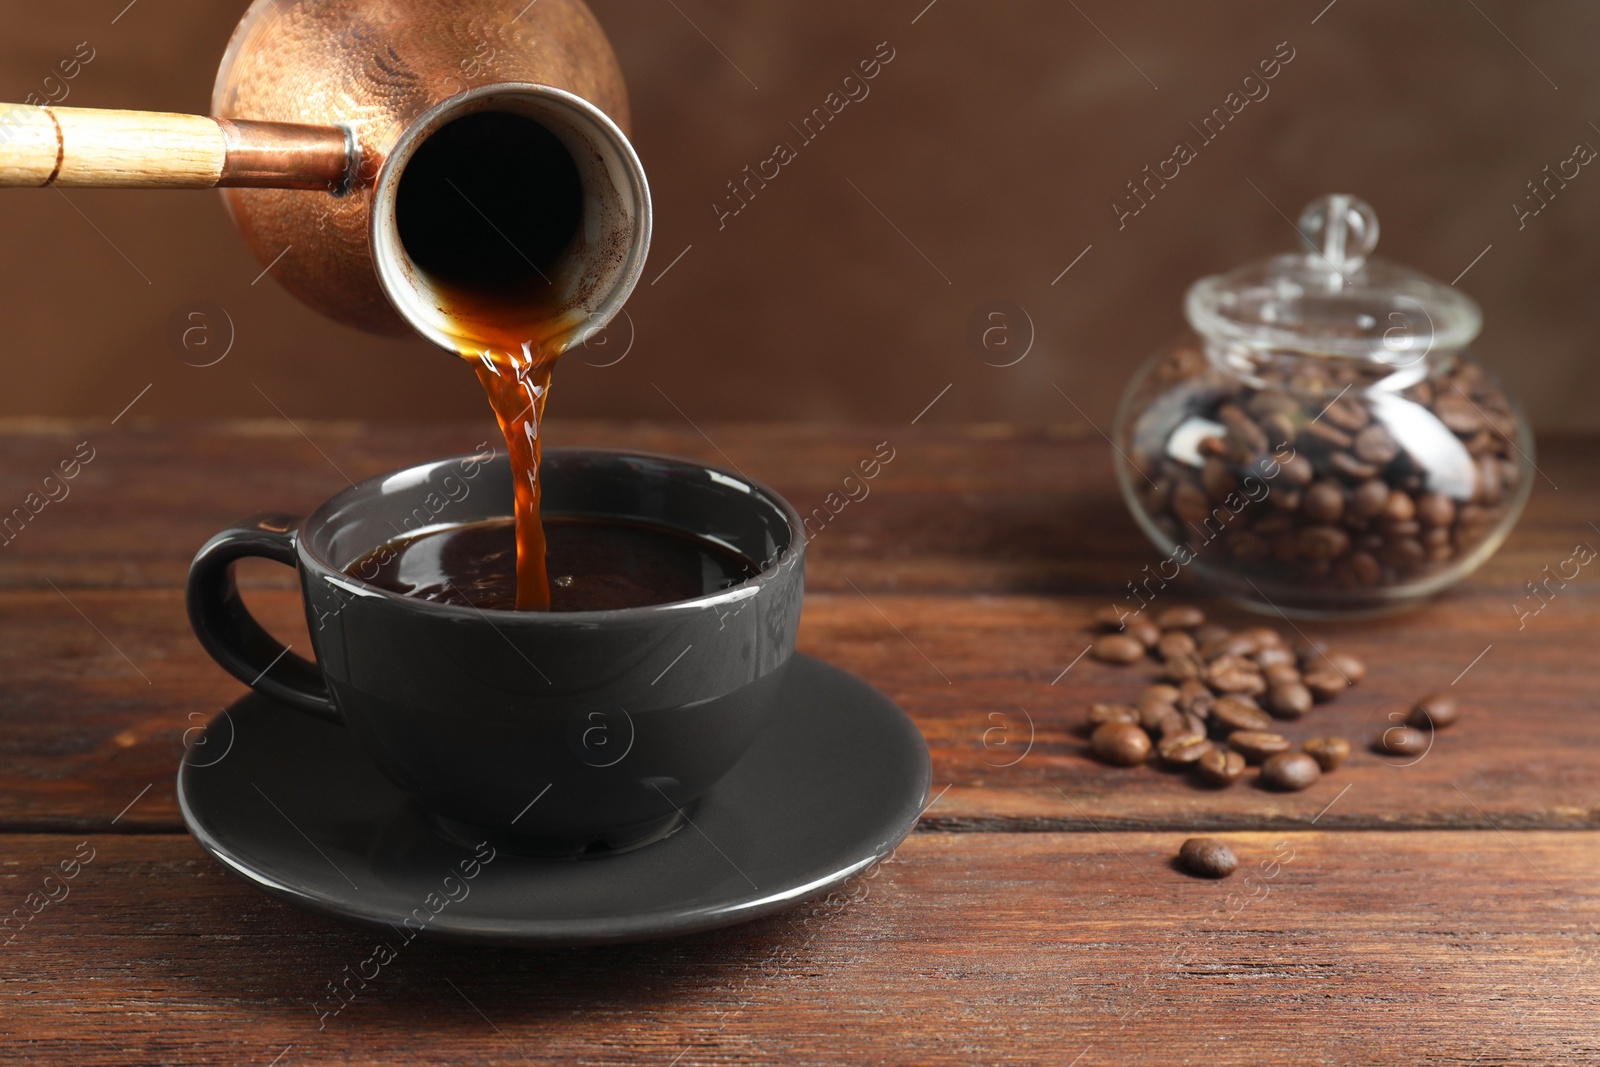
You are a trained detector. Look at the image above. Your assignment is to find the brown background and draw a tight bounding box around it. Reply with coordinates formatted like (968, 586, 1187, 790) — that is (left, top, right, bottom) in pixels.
(0, 0, 1595, 428)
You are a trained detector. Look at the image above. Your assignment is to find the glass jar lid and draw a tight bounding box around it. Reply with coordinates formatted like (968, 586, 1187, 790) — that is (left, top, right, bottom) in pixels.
(1185, 194, 1482, 363)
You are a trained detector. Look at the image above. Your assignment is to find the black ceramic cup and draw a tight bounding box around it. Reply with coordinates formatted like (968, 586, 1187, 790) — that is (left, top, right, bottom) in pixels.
(186, 448, 805, 856)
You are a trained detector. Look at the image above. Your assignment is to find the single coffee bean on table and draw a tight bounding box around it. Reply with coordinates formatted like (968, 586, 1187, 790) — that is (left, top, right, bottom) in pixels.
(1178, 837, 1238, 878)
(1091, 721, 1152, 766)
(1406, 692, 1460, 729)
(1260, 751, 1322, 791)
(1373, 724, 1430, 756)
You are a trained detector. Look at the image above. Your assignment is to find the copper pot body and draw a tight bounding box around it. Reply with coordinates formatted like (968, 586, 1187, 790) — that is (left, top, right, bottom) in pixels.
(213, 0, 634, 335)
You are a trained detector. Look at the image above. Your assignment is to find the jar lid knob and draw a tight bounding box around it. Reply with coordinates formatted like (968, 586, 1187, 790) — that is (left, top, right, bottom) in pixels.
(1297, 194, 1379, 276)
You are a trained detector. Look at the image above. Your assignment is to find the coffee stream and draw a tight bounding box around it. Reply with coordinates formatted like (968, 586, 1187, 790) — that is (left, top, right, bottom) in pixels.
(397, 111, 589, 610)
(465, 332, 561, 610)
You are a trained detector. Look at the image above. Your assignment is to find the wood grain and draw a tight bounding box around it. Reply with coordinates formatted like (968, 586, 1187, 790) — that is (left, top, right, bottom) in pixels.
(1, 423, 1595, 1064)
(0, 420, 1592, 594)
(0, 424, 1594, 832)
(0, 106, 229, 187)
(1, 831, 1595, 1066)
(0, 105, 57, 185)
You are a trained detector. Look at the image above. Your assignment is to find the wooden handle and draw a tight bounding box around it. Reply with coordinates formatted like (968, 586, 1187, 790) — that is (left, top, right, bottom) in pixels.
(0, 104, 354, 191)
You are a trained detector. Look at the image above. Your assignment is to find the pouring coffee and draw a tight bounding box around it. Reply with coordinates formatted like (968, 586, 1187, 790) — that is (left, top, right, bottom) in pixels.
(0, 0, 653, 610)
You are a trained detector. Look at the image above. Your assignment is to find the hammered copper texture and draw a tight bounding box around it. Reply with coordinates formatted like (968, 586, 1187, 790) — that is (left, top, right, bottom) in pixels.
(212, 0, 630, 335)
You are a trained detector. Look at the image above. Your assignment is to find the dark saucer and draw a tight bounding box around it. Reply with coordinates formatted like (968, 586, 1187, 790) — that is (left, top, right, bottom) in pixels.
(177, 654, 930, 946)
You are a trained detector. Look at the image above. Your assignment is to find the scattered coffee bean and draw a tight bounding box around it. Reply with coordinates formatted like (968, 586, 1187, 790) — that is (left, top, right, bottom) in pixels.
(1173, 679, 1214, 719)
(1302, 668, 1348, 702)
(1228, 730, 1291, 764)
(1266, 682, 1314, 719)
(1152, 710, 1185, 740)
(1087, 703, 1139, 727)
(1294, 638, 1328, 666)
(1407, 692, 1460, 730)
(1091, 721, 1152, 766)
(1196, 747, 1247, 787)
(1162, 737, 1215, 767)
(1076, 612, 1394, 794)
(1210, 696, 1273, 734)
(1141, 683, 1182, 705)
(1161, 653, 1206, 683)
(1139, 703, 1175, 731)
(1159, 711, 1207, 744)
(1260, 751, 1322, 791)
(1205, 630, 1260, 658)
(1239, 626, 1283, 651)
(1092, 633, 1145, 664)
(1303, 736, 1351, 771)
(1092, 605, 1132, 630)
(1263, 662, 1302, 687)
(1127, 616, 1162, 649)
(1254, 645, 1295, 670)
(1205, 654, 1267, 697)
(1157, 605, 1206, 629)
(1137, 684, 1181, 717)
(1157, 631, 1197, 660)
(1373, 725, 1430, 756)
(1178, 837, 1238, 878)
(1325, 652, 1366, 684)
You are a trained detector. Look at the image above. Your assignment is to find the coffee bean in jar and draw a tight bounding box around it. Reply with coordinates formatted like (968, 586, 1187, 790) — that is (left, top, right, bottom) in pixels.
(1113, 195, 1532, 617)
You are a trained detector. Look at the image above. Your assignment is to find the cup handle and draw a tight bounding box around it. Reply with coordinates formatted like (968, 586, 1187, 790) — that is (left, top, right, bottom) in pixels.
(186, 512, 340, 723)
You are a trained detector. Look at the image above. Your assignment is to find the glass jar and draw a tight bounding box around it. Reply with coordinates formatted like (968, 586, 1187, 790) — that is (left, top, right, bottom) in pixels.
(1113, 194, 1533, 617)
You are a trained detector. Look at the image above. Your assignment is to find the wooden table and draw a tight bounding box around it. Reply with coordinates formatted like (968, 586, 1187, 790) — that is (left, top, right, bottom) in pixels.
(1, 420, 1596, 1065)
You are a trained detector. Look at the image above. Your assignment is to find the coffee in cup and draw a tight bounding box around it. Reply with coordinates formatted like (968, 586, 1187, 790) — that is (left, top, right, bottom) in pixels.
(187, 449, 804, 856)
